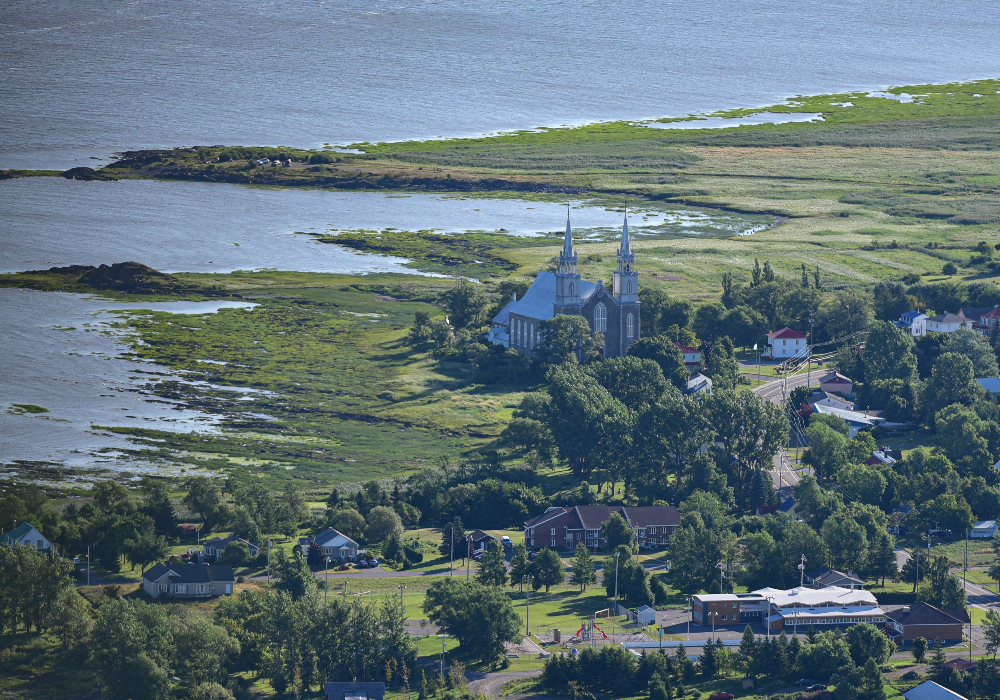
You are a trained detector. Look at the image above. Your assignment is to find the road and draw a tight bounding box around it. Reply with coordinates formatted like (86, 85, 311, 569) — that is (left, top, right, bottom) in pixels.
(749, 370, 813, 495)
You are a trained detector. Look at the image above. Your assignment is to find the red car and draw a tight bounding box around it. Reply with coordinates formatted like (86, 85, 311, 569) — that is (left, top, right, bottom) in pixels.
(709, 694, 734, 700)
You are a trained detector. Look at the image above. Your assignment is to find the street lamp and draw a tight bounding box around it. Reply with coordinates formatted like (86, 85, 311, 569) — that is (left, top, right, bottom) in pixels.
(710, 611, 718, 642)
(807, 311, 815, 389)
(798, 554, 807, 587)
(523, 575, 533, 636)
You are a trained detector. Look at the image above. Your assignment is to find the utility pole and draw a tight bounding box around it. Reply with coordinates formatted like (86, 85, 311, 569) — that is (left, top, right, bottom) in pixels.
(613, 551, 621, 613)
(718, 561, 725, 594)
(466, 534, 472, 582)
(766, 596, 774, 642)
(399, 584, 406, 615)
(807, 312, 815, 389)
(87, 546, 90, 587)
(755, 343, 760, 387)
(799, 554, 807, 587)
(440, 636, 447, 676)
(325, 554, 329, 604)
(524, 575, 532, 636)
(449, 526, 454, 576)
(711, 611, 717, 642)
(687, 596, 691, 637)
(965, 529, 969, 593)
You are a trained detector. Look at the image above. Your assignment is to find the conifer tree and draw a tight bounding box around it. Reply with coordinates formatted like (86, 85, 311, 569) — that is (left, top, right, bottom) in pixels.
(571, 542, 597, 591)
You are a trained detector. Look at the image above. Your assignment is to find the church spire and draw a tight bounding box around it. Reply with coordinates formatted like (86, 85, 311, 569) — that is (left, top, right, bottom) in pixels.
(563, 204, 573, 257)
(620, 210, 631, 256)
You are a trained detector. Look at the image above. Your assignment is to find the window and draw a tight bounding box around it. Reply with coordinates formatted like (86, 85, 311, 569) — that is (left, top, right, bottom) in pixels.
(196, 584, 206, 594)
(594, 303, 607, 332)
(783, 339, 787, 345)
(551, 538, 556, 547)
(569, 282, 575, 296)
(626, 314, 634, 338)
(551, 528, 556, 536)
(722, 615, 728, 621)
(626, 280, 632, 294)
(517, 319, 522, 346)
(529, 323, 534, 349)
(158, 584, 167, 593)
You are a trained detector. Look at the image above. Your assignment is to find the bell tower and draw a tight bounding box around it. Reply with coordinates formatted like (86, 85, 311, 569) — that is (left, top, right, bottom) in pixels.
(613, 212, 638, 303)
(554, 206, 583, 314)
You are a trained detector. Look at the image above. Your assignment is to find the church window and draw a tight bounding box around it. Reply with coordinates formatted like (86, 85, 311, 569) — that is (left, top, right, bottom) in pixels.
(626, 280, 632, 294)
(529, 323, 534, 349)
(516, 319, 522, 346)
(626, 313, 634, 338)
(569, 282, 575, 296)
(594, 303, 607, 333)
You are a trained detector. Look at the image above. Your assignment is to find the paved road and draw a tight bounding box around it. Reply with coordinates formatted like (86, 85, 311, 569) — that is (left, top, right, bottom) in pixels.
(750, 372, 812, 495)
(751, 370, 814, 403)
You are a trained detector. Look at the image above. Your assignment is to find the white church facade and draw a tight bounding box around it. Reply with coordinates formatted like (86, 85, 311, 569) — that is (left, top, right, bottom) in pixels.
(488, 211, 640, 358)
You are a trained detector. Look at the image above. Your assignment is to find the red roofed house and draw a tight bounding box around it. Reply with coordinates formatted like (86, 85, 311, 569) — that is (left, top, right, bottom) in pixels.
(974, 306, 1000, 336)
(675, 343, 701, 368)
(765, 327, 809, 359)
(523, 505, 680, 552)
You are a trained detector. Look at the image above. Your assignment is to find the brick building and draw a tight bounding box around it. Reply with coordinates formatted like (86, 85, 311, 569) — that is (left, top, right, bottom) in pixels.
(884, 602, 969, 647)
(523, 505, 680, 551)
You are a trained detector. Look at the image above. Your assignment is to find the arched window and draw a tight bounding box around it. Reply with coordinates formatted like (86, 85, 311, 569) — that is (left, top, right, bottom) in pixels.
(529, 323, 535, 349)
(594, 303, 607, 333)
(569, 282, 575, 296)
(517, 319, 522, 346)
(626, 280, 632, 294)
(626, 313, 634, 338)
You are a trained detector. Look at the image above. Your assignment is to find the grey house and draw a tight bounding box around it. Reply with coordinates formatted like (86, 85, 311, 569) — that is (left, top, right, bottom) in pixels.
(142, 563, 235, 599)
(324, 682, 385, 700)
(202, 534, 260, 561)
(489, 211, 640, 359)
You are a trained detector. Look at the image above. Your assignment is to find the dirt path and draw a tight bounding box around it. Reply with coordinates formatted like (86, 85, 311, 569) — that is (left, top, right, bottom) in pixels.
(468, 669, 542, 698)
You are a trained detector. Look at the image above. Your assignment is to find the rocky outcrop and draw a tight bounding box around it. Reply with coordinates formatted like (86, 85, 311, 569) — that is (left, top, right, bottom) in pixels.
(25, 262, 191, 294)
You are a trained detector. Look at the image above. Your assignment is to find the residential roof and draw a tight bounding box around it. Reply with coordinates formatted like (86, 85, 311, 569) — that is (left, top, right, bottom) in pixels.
(900, 311, 928, 321)
(524, 507, 571, 529)
(637, 605, 655, 612)
(303, 528, 359, 550)
(675, 343, 698, 354)
(978, 378, 1000, 394)
(142, 563, 235, 584)
(960, 307, 995, 321)
(885, 602, 970, 626)
(203, 534, 258, 550)
(767, 327, 806, 339)
(506, 270, 597, 322)
(818, 371, 852, 385)
(806, 567, 865, 587)
(684, 373, 713, 394)
(753, 585, 879, 608)
(524, 505, 680, 531)
(903, 681, 969, 700)
(866, 450, 898, 466)
(927, 313, 967, 324)
(1, 522, 38, 543)
(625, 505, 681, 528)
(805, 391, 853, 407)
(980, 308, 1000, 321)
(575, 505, 618, 530)
(813, 404, 881, 426)
(469, 530, 496, 542)
(974, 520, 998, 530)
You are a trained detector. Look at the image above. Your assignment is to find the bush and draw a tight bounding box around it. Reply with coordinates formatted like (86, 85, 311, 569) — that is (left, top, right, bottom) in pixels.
(308, 152, 337, 164)
(404, 546, 424, 563)
(943, 262, 959, 275)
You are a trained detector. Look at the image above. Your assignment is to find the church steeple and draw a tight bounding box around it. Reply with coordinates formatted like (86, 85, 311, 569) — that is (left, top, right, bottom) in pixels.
(614, 210, 638, 302)
(554, 205, 582, 312)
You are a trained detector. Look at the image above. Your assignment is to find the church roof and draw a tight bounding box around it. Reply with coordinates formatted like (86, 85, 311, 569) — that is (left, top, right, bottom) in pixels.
(563, 209, 574, 257)
(620, 213, 631, 255)
(491, 298, 518, 326)
(508, 270, 596, 322)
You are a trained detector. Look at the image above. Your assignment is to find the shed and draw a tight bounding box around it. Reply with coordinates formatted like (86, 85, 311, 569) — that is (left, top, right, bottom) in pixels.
(903, 681, 969, 700)
(972, 521, 998, 539)
(636, 605, 657, 626)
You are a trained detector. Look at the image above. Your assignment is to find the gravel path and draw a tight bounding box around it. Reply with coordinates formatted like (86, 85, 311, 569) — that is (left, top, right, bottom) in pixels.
(468, 670, 542, 699)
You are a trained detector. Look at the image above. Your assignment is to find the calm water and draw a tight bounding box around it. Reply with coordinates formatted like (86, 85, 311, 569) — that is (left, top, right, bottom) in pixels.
(0, 177, 758, 275)
(2, 0, 999, 169)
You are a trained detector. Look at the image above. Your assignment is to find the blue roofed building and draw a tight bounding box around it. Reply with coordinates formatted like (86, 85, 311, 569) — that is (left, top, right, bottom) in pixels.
(1, 522, 53, 553)
(488, 209, 640, 359)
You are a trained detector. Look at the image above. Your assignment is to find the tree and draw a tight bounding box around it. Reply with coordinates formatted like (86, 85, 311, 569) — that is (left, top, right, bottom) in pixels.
(820, 288, 874, 339)
(822, 512, 868, 572)
(846, 622, 893, 666)
(706, 345, 740, 392)
(628, 335, 689, 388)
(794, 630, 853, 683)
(366, 505, 403, 543)
(912, 636, 928, 663)
(531, 548, 565, 592)
(587, 356, 670, 410)
(45, 587, 93, 654)
(862, 321, 918, 381)
(692, 302, 728, 342)
(271, 549, 316, 600)
(537, 315, 603, 366)
(167, 606, 239, 685)
(983, 608, 1000, 658)
(571, 541, 597, 591)
(440, 278, 493, 330)
(942, 575, 968, 608)
(221, 540, 252, 567)
(739, 624, 758, 676)
(943, 328, 1000, 377)
(91, 599, 172, 700)
(739, 531, 782, 591)
(439, 519, 467, 560)
(806, 422, 848, 482)
(873, 281, 913, 322)
(923, 352, 985, 421)
(600, 512, 635, 552)
(330, 508, 367, 542)
(190, 684, 236, 700)
(865, 530, 898, 585)
(724, 305, 769, 351)
(183, 477, 229, 532)
(423, 579, 521, 667)
(838, 465, 887, 507)
(509, 542, 531, 591)
(477, 540, 508, 587)
(305, 540, 326, 569)
(121, 529, 170, 575)
(668, 522, 726, 593)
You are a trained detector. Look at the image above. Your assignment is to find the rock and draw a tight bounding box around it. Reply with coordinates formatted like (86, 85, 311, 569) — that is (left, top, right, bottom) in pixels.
(76, 262, 189, 293)
(61, 166, 99, 180)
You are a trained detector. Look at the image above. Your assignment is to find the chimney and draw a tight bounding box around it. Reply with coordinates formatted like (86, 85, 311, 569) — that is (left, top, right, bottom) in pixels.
(513, 292, 517, 301)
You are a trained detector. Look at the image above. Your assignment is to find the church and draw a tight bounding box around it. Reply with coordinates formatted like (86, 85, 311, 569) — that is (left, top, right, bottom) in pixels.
(488, 211, 640, 358)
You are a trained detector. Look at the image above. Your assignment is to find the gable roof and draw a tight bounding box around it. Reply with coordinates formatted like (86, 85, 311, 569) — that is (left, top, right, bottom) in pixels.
(2, 522, 38, 543)
(524, 506, 572, 529)
(927, 313, 968, 324)
(767, 327, 806, 339)
(813, 404, 881, 426)
(469, 530, 496, 542)
(142, 563, 235, 584)
(575, 505, 617, 530)
(507, 270, 598, 322)
(624, 505, 680, 528)
(491, 298, 518, 326)
(806, 567, 865, 587)
(203, 534, 258, 550)
(818, 371, 852, 385)
(960, 307, 995, 321)
(900, 310, 928, 321)
(806, 391, 853, 407)
(903, 681, 969, 700)
(675, 342, 698, 354)
(885, 602, 970, 626)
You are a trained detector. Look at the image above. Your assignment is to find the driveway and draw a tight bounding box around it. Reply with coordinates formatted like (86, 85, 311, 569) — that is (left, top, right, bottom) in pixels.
(469, 670, 542, 699)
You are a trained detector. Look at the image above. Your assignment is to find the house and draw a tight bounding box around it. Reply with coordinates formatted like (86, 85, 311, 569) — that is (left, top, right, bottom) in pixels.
(866, 449, 902, 467)
(298, 528, 359, 562)
(974, 307, 1000, 336)
(895, 311, 928, 338)
(806, 391, 854, 411)
(903, 682, 969, 700)
(818, 371, 854, 395)
(676, 343, 701, 368)
(884, 602, 970, 647)
(324, 682, 386, 700)
(202, 534, 260, 561)
(764, 328, 808, 359)
(925, 312, 974, 334)
(523, 504, 680, 551)
(977, 378, 1000, 396)
(0, 522, 53, 553)
(804, 567, 865, 589)
(813, 404, 880, 437)
(142, 563, 235, 599)
(636, 605, 657, 626)
(941, 659, 978, 680)
(972, 520, 998, 538)
(488, 211, 640, 359)
(468, 530, 496, 552)
(683, 373, 713, 396)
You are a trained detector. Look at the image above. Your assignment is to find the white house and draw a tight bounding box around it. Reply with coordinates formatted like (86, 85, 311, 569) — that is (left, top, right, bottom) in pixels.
(895, 311, 928, 337)
(142, 563, 235, 599)
(684, 373, 713, 396)
(813, 404, 881, 438)
(675, 342, 701, 368)
(298, 527, 359, 562)
(925, 312, 973, 334)
(972, 520, 998, 538)
(1, 522, 53, 553)
(805, 391, 854, 411)
(765, 327, 808, 359)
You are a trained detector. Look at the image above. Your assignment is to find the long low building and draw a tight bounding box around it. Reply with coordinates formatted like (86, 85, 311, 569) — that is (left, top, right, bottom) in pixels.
(692, 586, 885, 632)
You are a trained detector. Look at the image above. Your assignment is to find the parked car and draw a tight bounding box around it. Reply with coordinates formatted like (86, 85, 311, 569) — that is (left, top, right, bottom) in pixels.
(796, 680, 816, 687)
(528, 551, 538, 560)
(357, 559, 368, 568)
(806, 685, 827, 692)
(709, 693, 734, 700)
(501, 535, 513, 547)
(369, 557, 379, 566)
